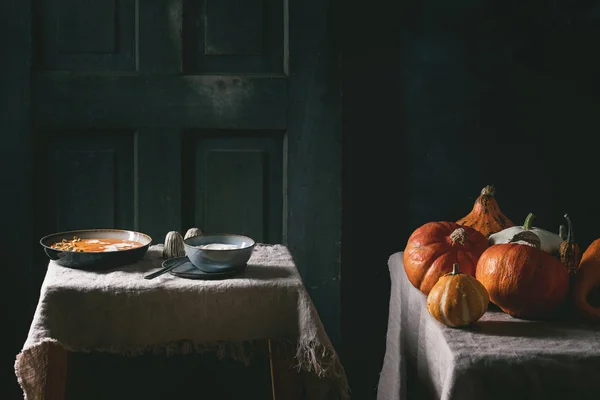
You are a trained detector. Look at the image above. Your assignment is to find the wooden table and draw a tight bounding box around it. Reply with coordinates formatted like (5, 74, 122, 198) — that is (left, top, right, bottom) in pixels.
(16, 245, 343, 400)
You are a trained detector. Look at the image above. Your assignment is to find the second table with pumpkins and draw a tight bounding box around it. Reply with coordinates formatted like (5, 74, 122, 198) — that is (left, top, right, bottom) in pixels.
(377, 185, 600, 400)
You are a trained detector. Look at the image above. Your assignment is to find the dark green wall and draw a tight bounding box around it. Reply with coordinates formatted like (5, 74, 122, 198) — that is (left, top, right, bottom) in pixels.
(4, 0, 600, 399)
(1, 1, 33, 399)
(341, 1, 600, 398)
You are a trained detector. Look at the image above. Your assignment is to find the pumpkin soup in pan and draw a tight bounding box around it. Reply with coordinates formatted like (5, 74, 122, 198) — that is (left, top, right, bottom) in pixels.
(50, 236, 144, 253)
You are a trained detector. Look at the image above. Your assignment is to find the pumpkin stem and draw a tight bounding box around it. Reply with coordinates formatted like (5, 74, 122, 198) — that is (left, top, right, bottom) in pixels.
(564, 214, 575, 243)
(509, 230, 541, 248)
(449, 228, 466, 245)
(452, 263, 460, 275)
(481, 185, 495, 196)
(523, 212, 536, 230)
(559, 225, 567, 241)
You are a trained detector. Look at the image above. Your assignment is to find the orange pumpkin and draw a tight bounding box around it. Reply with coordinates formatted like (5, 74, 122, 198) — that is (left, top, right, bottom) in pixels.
(457, 185, 514, 238)
(403, 222, 489, 295)
(572, 238, 600, 322)
(427, 263, 489, 328)
(475, 231, 569, 318)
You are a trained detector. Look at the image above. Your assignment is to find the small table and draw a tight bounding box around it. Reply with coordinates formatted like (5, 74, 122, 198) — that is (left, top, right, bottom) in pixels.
(15, 244, 348, 400)
(377, 252, 600, 400)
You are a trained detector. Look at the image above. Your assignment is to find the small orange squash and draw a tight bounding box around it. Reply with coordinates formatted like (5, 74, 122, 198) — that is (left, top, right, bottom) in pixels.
(559, 214, 581, 277)
(403, 221, 489, 295)
(572, 238, 600, 322)
(427, 263, 489, 328)
(457, 185, 514, 238)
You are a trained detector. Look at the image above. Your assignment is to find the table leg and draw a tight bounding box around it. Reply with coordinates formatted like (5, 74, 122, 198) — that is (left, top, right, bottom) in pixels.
(44, 342, 68, 400)
(268, 339, 303, 400)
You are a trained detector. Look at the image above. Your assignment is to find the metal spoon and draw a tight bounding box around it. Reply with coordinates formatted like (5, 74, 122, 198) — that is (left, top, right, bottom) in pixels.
(144, 257, 188, 280)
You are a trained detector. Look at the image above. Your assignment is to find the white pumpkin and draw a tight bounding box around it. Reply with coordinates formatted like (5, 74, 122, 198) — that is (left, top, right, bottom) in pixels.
(184, 227, 203, 240)
(163, 231, 185, 259)
(488, 212, 562, 255)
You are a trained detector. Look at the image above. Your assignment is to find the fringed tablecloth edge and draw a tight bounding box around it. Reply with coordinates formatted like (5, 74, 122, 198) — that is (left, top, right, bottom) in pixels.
(293, 338, 351, 400)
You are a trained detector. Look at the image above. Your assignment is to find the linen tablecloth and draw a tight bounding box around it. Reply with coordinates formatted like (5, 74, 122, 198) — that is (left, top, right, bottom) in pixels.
(377, 251, 600, 400)
(15, 244, 349, 400)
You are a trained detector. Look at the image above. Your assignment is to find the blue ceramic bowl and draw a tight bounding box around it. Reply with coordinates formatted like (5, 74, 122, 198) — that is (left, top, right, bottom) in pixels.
(183, 234, 255, 273)
(40, 229, 152, 270)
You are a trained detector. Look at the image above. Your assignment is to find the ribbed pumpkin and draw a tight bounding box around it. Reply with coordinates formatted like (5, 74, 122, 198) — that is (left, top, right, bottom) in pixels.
(457, 185, 514, 238)
(184, 227, 203, 240)
(476, 231, 569, 318)
(403, 222, 489, 295)
(572, 238, 600, 322)
(559, 214, 581, 276)
(163, 231, 184, 259)
(427, 263, 489, 328)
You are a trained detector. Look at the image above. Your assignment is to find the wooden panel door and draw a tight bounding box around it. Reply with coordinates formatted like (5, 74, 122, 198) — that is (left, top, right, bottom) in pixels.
(2, 2, 341, 396)
(31, 0, 289, 247)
